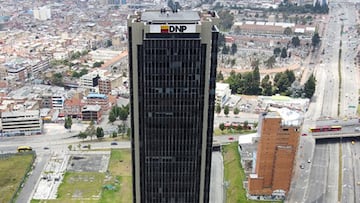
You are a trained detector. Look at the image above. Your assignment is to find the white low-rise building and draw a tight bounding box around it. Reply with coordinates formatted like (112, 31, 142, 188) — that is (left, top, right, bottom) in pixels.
(216, 83, 231, 107)
(1, 110, 42, 136)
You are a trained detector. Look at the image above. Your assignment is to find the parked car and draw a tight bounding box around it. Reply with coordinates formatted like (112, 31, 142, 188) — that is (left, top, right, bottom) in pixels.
(111, 142, 118, 145)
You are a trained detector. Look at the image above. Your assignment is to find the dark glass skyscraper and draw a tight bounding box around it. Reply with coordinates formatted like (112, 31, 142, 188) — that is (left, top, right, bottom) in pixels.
(127, 9, 219, 203)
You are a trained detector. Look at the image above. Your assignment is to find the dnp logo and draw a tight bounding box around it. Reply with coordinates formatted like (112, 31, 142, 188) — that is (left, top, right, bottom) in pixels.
(161, 25, 187, 33)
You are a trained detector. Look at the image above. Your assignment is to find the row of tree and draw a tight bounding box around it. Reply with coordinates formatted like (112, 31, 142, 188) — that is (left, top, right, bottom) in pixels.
(277, 2, 329, 14)
(77, 120, 105, 140)
(221, 43, 238, 55)
(108, 104, 130, 123)
(223, 69, 316, 98)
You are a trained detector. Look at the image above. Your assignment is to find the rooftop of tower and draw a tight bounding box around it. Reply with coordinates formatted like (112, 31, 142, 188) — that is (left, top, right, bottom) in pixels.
(141, 10, 201, 24)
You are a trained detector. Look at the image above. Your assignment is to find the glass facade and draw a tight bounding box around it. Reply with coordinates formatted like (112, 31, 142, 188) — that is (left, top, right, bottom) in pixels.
(129, 13, 219, 203)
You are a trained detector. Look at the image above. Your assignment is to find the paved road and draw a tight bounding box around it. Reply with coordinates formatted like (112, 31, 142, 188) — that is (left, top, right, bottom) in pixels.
(210, 152, 224, 203)
(16, 153, 50, 203)
(341, 139, 358, 203)
(303, 140, 340, 203)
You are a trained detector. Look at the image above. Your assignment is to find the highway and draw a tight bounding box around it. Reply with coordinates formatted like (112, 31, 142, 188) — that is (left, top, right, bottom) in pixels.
(288, 0, 360, 202)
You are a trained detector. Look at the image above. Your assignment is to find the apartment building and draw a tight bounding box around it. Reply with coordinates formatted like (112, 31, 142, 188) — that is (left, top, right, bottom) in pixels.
(1, 110, 42, 136)
(98, 74, 122, 95)
(248, 111, 300, 197)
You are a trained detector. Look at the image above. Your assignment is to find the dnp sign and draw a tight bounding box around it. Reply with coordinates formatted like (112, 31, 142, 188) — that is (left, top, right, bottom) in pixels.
(161, 25, 187, 33)
(150, 24, 196, 33)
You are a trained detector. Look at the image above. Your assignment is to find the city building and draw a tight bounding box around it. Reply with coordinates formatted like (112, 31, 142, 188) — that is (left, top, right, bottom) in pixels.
(33, 6, 51, 21)
(81, 105, 101, 123)
(1, 110, 42, 136)
(98, 74, 122, 95)
(6, 65, 27, 82)
(248, 111, 300, 198)
(128, 9, 219, 203)
(85, 93, 110, 111)
(215, 82, 231, 108)
(79, 72, 101, 92)
(62, 94, 83, 119)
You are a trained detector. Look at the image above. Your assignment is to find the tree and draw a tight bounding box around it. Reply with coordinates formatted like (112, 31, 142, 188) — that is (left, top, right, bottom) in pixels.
(118, 123, 127, 137)
(236, 124, 243, 131)
(64, 116, 72, 131)
(230, 59, 236, 67)
(230, 43, 237, 55)
(78, 131, 87, 140)
(118, 106, 129, 122)
(285, 69, 296, 84)
(106, 39, 112, 47)
(108, 111, 117, 123)
(216, 71, 224, 82)
(283, 27, 292, 35)
(96, 127, 105, 140)
(250, 59, 260, 69)
(233, 107, 240, 116)
(243, 121, 249, 130)
(112, 131, 118, 138)
(251, 66, 261, 94)
(215, 104, 221, 115)
(273, 47, 281, 57)
(265, 56, 276, 69)
(218, 33, 226, 47)
(68, 145, 72, 151)
(222, 45, 229, 54)
(93, 61, 104, 68)
(261, 75, 273, 96)
(304, 73, 316, 98)
(51, 73, 64, 86)
(219, 123, 225, 131)
(311, 32, 321, 47)
(218, 10, 234, 31)
(86, 120, 96, 140)
(224, 105, 230, 117)
(234, 26, 241, 34)
(291, 36, 301, 47)
(281, 47, 288, 58)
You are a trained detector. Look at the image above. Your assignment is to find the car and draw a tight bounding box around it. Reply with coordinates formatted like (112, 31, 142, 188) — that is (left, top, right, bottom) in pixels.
(82, 145, 89, 148)
(352, 141, 355, 145)
(300, 164, 305, 169)
(228, 137, 234, 141)
(307, 159, 311, 163)
(111, 142, 118, 145)
(301, 133, 307, 136)
(43, 147, 49, 150)
(355, 127, 360, 132)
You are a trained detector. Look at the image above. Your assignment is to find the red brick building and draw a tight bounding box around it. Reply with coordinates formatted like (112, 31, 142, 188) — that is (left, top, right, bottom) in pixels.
(63, 94, 83, 118)
(248, 111, 300, 196)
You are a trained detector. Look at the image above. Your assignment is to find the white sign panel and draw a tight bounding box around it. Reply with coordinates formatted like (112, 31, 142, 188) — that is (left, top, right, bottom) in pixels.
(149, 24, 196, 33)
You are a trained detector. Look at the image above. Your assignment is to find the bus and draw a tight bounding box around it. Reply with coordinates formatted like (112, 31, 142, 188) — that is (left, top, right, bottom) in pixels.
(309, 126, 342, 133)
(17, 146, 32, 152)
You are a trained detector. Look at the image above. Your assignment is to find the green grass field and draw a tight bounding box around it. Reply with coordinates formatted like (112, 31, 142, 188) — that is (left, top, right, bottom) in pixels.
(214, 128, 256, 136)
(223, 143, 264, 203)
(0, 153, 34, 203)
(57, 172, 105, 202)
(32, 149, 132, 203)
(99, 149, 132, 203)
